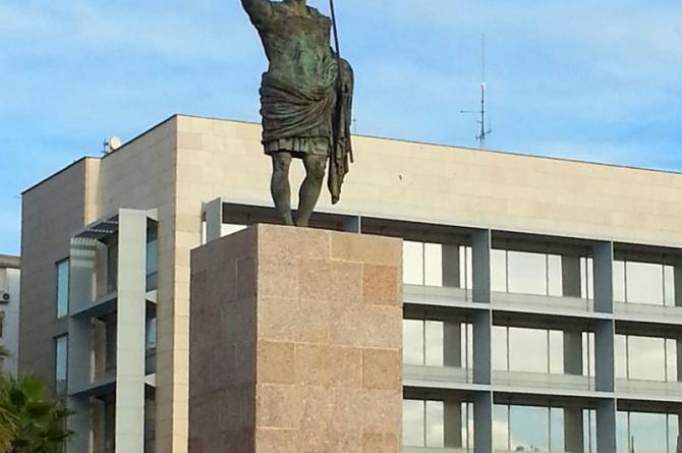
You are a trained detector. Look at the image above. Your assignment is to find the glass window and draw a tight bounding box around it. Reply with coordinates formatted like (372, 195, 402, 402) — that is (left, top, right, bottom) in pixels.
(491, 249, 507, 292)
(580, 257, 594, 299)
(424, 243, 443, 286)
(402, 319, 446, 367)
(629, 412, 668, 453)
(508, 251, 547, 296)
(615, 334, 627, 378)
(510, 406, 549, 451)
(549, 330, 564, 374)
(55, 335, 68, 396)
(403, 241, 470, 288)
(146, 223, 158, 291)
(614, 260, 626, 302)
(403, 399, 425, 446)
(548, 254, 563, 296)
(56, 259, 69, 318)
(403, 319, 423, 365)
(509, 327, 547, 373)
(424, 321, 443, 367)
(626, 261, 664, 305)
(146, 317, 157, 351)
(403, 241, 424, 285)
(493, 404, 510, 449)
(617, 411, 680, 453)
(106, 236, 118, 294)
(402, 399, 444, 448)
(492, 326, 508, 371)
(628, 336, 666, 381)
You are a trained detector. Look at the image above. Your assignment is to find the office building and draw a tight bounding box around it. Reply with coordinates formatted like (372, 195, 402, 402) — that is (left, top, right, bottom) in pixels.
(19, 114, 682, 452)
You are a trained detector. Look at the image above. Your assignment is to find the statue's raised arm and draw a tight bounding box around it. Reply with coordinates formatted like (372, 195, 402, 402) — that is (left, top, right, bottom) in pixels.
(240, 0, 273, 27)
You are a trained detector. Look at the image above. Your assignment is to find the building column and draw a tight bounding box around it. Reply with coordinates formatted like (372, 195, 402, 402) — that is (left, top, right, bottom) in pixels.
(593, 241, 617, 452)
(203, 198, 223, 244)
(562, 255, 582, 298)
(67, 237, 98, 453)
(474, 392, 493, 453)
(444, 320, 463, 449)
(444, 399, 463, 448)
(115, 209, 148, 453)
(564, 329, 584, 452)
(443, 243, 461, 288)
(471, 230, 493, 452)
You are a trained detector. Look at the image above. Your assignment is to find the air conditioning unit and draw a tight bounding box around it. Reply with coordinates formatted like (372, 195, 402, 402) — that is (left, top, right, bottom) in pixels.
(0, 292, 9, 305)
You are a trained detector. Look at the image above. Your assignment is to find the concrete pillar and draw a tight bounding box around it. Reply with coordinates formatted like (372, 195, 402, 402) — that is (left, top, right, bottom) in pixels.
(595, 320, 615, 393)
(675, 266, 682, 307)
(596, 399, 618, 452)
(593, 242, 614, 314)
(204, 197, 223, 244)
(115, 209, 148, 453)
(67, 237, 98, 453)
(443, 244, 461, 288)
(473, 392, 493, 453)
(562, 255, 582, 298)
(473, 311, 492, 386)
(472, 230, 491, 304)
(444, 399, 463, 448)
(564, 330, 584, 452)
(444, 322, 462, 368)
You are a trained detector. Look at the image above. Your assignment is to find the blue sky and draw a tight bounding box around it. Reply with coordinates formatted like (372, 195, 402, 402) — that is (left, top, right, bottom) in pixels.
(1, 0, 682, 254)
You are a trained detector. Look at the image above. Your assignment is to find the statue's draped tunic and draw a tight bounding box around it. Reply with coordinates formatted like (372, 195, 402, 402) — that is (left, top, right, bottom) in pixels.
(243, 1, 354, 202)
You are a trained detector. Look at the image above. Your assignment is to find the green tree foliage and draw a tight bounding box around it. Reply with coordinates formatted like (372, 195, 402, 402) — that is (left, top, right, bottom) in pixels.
(0, 346, 72, 453)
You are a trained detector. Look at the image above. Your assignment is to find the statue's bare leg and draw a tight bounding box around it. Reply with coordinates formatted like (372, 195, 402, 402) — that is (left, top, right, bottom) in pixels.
(296, 154, 327, 227)
(271, 152, 295, 226)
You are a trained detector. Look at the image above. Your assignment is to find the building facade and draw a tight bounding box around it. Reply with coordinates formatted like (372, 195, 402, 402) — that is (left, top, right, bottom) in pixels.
(0, 255, 20, 376)
(19, 114, 682, 453)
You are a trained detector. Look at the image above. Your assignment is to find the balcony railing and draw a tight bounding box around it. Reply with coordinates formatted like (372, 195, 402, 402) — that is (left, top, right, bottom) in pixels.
(492, 292, 594, 314)
(403, 365, 473, 386)
(493, 370, 594, 393)
(617, 378, 682, 401)
(615, 302, 682, 323)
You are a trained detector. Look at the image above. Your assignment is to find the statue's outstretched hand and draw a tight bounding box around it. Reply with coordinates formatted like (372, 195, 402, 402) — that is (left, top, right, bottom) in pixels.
(241, 0, 273, 27)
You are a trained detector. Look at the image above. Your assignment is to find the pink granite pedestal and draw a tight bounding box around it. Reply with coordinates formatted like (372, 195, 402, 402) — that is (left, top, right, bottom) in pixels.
(189, 224, 403, 453)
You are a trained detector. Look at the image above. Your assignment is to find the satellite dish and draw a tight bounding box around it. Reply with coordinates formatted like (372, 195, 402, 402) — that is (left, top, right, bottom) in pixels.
(108, 136, 122, 151)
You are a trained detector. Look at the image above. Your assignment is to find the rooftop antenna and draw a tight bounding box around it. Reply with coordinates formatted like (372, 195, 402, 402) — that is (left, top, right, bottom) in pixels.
(461, 33, 492, 149)
(102, 136, 122, 154)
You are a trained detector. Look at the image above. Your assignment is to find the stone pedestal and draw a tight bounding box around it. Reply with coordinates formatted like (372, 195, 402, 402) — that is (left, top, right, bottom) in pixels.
(189, 224, 403, 453)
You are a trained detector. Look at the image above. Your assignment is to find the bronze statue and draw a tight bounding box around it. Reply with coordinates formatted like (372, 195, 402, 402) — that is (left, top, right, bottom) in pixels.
(241, 0, 354, 227)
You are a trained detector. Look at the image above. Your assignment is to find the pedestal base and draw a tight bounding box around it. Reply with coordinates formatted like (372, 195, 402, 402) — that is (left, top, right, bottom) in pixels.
(189, 224, 403, 453)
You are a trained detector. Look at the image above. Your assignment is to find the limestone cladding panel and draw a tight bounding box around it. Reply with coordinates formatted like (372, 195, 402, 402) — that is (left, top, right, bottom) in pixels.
(189, 225, 403, 453)
(95, 118, 181, 452)
(177, 115, 682, 247)
(19, 159, 91, 388)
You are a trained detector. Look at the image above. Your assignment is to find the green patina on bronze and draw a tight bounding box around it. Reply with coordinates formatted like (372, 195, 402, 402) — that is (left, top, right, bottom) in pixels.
(241, 0, 354, 226)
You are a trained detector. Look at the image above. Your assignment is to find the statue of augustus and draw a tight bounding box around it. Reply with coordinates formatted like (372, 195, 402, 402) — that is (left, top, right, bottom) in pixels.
(241, 0, 354, 227)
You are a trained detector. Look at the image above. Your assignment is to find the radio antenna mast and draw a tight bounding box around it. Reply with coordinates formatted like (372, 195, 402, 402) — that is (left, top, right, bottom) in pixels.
(461, 33, 492, 149)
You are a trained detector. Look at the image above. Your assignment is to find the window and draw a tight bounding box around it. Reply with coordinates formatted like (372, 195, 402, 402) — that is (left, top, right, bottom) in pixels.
(55, 335, 68, 396)
(56, 259, 69, 318)
(615, 334, 677, 382)
(402, 241, 472, 288)
(617, 411, 679, 453)
(613, 260, 675, 306)
(493, 326, 566, 374)
(491, 249, 566, 297)
(403, 398, 476, 449)
(146, 223, 159, 291)
(494, 404, 571, 451)
(403, 319, 473, 368)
